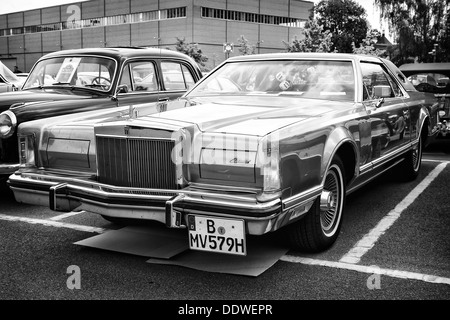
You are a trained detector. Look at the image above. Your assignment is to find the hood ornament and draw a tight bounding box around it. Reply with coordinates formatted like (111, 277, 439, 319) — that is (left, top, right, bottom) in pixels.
(129, 104, 138, 119)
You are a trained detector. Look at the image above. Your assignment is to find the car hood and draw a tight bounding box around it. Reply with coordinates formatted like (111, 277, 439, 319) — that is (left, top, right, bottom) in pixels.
(22, 95, 356, 141)
(0, 88, 102, 112)
(128, 95, 355, 136)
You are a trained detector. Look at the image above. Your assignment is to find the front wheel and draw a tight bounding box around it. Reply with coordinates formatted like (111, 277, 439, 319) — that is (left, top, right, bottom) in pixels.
(285, 155, 346, 252)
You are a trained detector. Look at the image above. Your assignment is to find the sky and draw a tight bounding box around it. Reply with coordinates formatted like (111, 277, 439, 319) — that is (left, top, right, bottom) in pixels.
(0, 0, 391, 40)
(0, 0, 88, 15)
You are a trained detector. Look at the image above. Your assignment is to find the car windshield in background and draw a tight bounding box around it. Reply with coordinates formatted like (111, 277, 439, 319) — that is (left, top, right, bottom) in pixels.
(407, 72, 450, 93)
(188, 60, 356, 101)
(23, 56, 116, 92)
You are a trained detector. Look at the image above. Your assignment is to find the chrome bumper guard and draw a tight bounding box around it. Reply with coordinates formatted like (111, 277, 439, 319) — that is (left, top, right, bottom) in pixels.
(9, 172, 319, 235)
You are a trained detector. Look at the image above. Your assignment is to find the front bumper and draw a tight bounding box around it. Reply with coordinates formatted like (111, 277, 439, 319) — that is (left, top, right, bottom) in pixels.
(8, 171, 319, 235)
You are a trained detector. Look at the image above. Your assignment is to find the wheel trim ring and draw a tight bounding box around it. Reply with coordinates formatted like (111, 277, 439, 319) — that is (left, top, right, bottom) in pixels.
(412, 137, 422, 172)
(320, 164, 344, 237)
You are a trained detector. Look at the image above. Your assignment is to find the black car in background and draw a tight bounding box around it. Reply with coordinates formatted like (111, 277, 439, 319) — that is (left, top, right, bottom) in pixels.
(399, 62, 450, 138)
(0, 47, 202, 182)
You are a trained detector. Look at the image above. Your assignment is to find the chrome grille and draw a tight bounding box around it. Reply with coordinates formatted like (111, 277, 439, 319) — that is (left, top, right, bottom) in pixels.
(96, 136, 177, 189)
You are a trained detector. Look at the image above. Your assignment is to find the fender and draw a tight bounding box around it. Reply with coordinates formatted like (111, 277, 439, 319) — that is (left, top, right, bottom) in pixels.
(418, 106, 430, 136)
(321, 126, 359, 185)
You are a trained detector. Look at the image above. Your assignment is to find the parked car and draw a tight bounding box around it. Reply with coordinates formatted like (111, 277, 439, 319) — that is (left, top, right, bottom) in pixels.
(0, 61, 24, 93)
(0, 47, 202, 182)
(9, 53, 439, 254)
(14, 73, 30, 81)
(399, 62, 450, 137)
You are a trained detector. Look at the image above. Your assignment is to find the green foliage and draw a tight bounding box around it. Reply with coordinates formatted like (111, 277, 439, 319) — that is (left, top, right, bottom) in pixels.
(283, 20, 334, 53)
(375, 0, 450, 63)
(175, 37, 208, 69)
(315, 0, 369, 53)
(352, 29, 387, 57)
(237, 35, 256, 55)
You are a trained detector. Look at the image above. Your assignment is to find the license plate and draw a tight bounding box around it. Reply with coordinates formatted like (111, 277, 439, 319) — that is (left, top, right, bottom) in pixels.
(187, 215, 246, 256)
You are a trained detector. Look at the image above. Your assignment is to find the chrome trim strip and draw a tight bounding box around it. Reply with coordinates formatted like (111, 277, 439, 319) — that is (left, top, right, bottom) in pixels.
(95, 134, 174, 141)
(282, 185, 322, 210)
(359, 163, 372, 174)
(347, 158, 404, 194)
(15, 172, 270, 204)
(371, 143, 411, 169)
(0, 163, 20, 175)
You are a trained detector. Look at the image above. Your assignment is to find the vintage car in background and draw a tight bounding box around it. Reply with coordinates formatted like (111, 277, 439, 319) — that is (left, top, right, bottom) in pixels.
(399, 62, 450, 137)
(0, 47, 202, 183)
(9, 53, 439, 254)
(0, 61, 24, 93)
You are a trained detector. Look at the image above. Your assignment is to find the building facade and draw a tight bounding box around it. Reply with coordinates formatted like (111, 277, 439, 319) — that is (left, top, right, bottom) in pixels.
(0, 0, 313, 72)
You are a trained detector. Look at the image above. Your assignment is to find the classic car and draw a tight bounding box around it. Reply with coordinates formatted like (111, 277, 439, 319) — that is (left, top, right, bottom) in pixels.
(0, 61, 24, 93)
(399, 62, 450, 137)
(8, 53, 439, 254)
(0, 47, 202, 182)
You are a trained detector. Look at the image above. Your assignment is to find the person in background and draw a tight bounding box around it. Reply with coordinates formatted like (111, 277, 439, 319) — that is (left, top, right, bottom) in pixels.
(13, 66, 23, 73)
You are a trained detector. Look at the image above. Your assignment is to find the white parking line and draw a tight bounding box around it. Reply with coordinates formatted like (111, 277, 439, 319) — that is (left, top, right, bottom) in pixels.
(0, 213, 106, 234)
(49, 211, 84, 221)
(1, 212, 449, 286)
(423, 159, 450, 164)
(281, 255, 450, 285)
(340, 162, 448, 264)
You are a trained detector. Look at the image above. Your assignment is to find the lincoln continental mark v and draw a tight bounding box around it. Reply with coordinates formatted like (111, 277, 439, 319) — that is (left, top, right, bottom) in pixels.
(8, 53, 441, 254)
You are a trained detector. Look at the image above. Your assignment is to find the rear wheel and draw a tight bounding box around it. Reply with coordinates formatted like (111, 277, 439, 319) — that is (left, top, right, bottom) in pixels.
(399, 133, 423, 181)
(286, 155, 346, 252)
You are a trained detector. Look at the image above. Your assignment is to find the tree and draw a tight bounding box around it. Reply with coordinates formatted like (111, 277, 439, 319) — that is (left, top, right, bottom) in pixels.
(375, 0, 450, 63)
(352, 29, 387, 57)
(175, 37, 208, 69)
(237, 35, 256, 55)
(283, 19, 334, 53)
(315, 0, 369, 53)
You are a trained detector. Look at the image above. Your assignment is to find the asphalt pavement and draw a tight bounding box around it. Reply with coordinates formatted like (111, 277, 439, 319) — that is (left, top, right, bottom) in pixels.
(0, 142, 449, 308)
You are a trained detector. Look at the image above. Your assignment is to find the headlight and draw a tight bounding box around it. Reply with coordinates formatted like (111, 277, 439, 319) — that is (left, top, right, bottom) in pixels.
(18, 134, 36, 167)
(0, 110, 17, 138)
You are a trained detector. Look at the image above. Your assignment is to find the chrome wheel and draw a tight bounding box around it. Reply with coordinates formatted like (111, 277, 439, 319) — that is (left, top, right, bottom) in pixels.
(412, 137, 422, 172)
(285, 155, 346, 252)
(399, 133, 423, 181)
(320, 163, 344, 238)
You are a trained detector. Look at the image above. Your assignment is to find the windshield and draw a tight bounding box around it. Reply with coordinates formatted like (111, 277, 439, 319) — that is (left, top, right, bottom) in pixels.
(23, 56, 116, 91)
(188, 60, 355, 102)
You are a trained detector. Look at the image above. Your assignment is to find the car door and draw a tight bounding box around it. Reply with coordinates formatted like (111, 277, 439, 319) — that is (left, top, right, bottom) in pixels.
(116, 59, 198, 108)
(361, 62, 410, 163)
(158, 60, 198, 108)
(116, 60, 164, 106)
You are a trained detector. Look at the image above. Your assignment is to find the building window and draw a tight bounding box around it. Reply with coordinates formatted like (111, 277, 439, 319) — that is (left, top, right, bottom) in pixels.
(200, 6, 305, 27)
(0, 7, 186, 36)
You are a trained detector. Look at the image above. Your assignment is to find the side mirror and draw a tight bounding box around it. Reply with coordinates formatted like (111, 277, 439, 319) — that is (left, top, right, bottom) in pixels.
(373, 85, 392, 98)
(116, 84, 128, 94)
